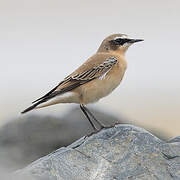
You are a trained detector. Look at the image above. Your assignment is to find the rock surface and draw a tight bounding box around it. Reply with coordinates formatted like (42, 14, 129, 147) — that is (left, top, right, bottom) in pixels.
(16, 124, 180, 180)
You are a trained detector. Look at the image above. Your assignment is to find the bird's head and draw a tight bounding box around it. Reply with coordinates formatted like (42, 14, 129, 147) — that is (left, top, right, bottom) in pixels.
(98, 34, 143, 54)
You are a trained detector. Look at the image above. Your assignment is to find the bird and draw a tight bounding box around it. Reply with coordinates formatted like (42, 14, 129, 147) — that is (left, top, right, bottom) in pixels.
(22, 33, 143, 131)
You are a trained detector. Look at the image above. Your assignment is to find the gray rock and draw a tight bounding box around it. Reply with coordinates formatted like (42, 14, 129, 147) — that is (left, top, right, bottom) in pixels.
(0, 107, 120, 170)
(15, 124, 180, 180)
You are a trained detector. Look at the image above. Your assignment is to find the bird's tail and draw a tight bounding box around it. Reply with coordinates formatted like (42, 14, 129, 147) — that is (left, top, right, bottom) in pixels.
(21, 81, 82, 114)
(21, 91, 71, 114)
(21, 100, 43, 114)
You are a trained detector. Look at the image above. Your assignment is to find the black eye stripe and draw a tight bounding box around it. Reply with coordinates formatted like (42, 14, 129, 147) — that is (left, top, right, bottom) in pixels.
(114, 38, 131, 45)
(109, 38, 131, 46)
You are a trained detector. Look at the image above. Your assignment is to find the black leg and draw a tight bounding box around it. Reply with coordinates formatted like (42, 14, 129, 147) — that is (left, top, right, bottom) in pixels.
(80, 104, 97, 131)
(82, 105, 105, 129)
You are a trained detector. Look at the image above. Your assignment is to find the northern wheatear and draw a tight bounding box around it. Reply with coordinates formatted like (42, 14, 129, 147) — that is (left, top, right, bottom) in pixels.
(22, 34, 143, 130)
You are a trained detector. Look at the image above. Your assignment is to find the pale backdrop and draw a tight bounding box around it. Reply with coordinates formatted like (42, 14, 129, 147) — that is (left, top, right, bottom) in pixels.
(0, 0, 180, 137)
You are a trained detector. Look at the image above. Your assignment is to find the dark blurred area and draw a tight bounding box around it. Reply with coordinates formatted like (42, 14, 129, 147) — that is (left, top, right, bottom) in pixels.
(0, 107, 169, 174)
(0, 107, 120, 171)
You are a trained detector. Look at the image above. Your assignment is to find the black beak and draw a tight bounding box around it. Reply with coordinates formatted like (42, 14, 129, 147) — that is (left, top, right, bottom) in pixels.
(129, 39, 144, 43)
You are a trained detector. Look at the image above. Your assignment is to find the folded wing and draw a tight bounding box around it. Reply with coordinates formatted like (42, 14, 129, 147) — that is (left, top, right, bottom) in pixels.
(21, 55, 117, 113)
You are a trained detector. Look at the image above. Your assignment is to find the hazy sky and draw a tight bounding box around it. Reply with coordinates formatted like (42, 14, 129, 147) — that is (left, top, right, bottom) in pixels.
(0, 0, 180, 137)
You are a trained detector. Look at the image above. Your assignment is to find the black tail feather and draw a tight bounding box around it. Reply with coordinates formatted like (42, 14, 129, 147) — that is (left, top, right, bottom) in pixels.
(21, 100, 45, 114)
(21, 104, 37, 114)
(22, 79, 92, 114)
(32, 84, 59, 104)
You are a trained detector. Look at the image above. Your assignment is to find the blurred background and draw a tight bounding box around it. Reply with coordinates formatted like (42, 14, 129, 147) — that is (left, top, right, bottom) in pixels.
(0, 0, 180, 175)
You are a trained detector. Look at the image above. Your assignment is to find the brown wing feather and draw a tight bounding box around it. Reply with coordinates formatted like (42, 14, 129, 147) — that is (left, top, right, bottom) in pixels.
(55, 54, 117, 91)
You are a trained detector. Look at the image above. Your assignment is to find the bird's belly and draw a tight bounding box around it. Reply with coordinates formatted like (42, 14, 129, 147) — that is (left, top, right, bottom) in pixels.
(79, 66, 126, 104)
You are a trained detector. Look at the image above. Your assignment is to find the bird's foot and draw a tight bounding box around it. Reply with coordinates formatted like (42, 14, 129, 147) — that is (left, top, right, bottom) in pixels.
(85, 123, 116, 137)
(101, 123, 116, 129)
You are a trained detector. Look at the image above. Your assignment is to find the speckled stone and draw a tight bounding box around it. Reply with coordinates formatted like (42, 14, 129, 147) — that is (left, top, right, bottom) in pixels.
(15, 124, 180, 180)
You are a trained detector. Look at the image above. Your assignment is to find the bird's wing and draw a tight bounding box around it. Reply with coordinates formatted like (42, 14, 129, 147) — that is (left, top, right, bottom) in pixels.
(60, 55, 118, 84)
(33, 53, 118, 103)
(21, 54, 117, 113)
